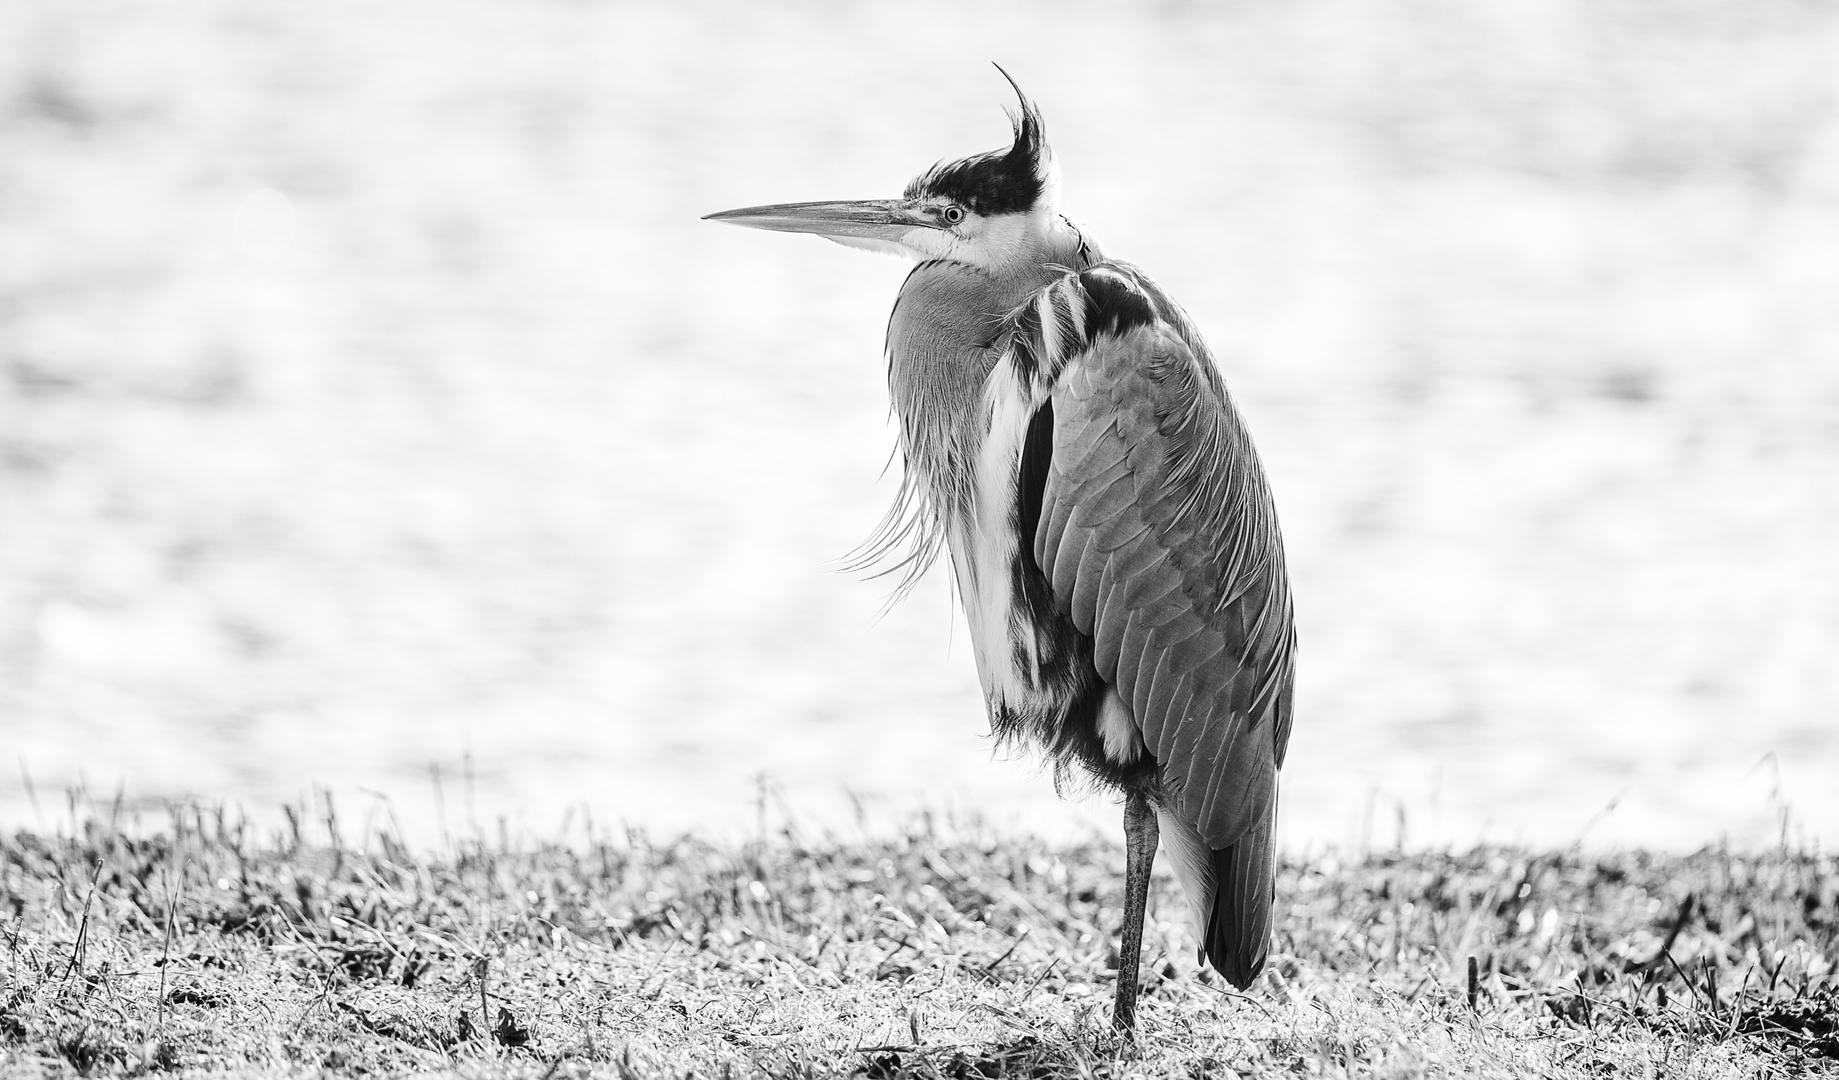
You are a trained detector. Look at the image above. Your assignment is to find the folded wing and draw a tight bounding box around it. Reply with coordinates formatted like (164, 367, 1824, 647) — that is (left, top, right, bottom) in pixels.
(1007, 263, 1296, 985)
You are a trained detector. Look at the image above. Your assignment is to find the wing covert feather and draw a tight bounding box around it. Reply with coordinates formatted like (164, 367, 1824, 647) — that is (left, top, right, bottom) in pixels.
(1025, 270, 1296, 851)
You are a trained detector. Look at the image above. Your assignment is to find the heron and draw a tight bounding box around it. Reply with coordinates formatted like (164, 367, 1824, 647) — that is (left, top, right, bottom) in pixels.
(704, 69, 1296, 1034)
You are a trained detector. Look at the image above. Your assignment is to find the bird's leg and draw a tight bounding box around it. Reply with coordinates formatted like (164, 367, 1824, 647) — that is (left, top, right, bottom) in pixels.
(1112, 786, 1159, 1035)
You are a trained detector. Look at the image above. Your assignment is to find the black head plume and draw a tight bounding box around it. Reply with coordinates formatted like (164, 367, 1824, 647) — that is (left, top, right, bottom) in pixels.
(904, 64, 1049, 216)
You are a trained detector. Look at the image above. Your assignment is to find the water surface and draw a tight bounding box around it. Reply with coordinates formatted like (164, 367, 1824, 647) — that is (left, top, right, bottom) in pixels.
(2, 0, 1835, 850)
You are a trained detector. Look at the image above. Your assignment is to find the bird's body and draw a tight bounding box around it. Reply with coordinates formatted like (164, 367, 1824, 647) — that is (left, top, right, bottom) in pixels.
(707, 71, 1295, 1033)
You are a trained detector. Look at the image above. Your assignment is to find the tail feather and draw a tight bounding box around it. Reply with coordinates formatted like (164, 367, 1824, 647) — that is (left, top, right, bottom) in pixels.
(1203, 812, 1275, 990)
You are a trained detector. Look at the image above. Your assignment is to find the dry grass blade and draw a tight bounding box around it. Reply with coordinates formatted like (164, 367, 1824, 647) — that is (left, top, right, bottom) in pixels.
(156, 885, 177, 1033)
(58, 859, 105, 984)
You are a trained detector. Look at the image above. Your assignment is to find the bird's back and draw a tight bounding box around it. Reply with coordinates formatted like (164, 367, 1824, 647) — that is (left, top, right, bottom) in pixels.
(925, 259, 1297, 987)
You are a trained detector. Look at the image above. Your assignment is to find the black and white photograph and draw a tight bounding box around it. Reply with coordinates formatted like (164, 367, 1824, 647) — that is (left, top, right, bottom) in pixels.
(1, 1, 1835, 1075)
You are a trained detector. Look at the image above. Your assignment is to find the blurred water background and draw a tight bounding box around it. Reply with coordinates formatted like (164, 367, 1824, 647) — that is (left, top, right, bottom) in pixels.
(2, 0, 1836, 852)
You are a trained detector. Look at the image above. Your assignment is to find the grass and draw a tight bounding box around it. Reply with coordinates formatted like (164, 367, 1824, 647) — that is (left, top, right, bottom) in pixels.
(0, 798, 1835, 1078)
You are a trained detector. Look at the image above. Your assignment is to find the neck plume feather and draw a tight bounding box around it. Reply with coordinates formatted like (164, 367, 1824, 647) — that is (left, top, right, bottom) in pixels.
(851, 222, 1100, 601)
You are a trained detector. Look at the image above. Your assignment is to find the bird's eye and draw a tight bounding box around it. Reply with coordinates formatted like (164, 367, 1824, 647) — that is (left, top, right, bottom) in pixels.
(942, 205, 966, 225)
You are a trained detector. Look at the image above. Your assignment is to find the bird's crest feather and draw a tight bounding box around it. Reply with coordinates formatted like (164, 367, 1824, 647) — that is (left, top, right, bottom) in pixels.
(904, 65, 1050, 216)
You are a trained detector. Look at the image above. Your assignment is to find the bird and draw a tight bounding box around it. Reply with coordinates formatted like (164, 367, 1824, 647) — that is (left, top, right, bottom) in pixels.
(704, 68, 1296, 1034)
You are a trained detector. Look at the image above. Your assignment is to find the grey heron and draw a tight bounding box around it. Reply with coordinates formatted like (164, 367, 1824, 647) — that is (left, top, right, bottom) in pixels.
(705, 69, 1296, 1034)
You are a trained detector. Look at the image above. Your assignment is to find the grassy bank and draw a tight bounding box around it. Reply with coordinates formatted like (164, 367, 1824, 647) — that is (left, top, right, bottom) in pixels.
(0, 805, 1834, 1077)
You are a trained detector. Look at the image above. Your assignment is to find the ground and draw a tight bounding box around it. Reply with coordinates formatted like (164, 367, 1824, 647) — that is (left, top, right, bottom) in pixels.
(1, 806, 1834, 1077)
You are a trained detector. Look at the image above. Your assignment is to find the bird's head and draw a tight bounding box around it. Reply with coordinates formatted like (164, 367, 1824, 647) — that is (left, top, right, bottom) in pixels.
(705, 67, 1074, 271)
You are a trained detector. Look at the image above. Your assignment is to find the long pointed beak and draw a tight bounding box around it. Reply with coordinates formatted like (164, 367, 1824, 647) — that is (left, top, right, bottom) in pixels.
(702, 199, 927, 241)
